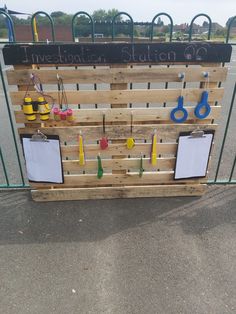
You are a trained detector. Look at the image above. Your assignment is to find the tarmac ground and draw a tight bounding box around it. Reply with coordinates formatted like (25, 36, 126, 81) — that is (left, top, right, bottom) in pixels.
(0, 185, 235, 314)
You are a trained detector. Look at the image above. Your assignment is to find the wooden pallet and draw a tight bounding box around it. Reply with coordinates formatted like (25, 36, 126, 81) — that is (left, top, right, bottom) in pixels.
(5, 44, 229, 201)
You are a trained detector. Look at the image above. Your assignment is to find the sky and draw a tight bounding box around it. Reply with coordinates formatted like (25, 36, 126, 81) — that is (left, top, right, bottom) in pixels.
(1, 0, 235, 26)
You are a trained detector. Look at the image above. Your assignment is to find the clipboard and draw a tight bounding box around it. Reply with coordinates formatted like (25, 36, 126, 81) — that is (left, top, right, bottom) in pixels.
(174, 129, 215, 180)
(20, 130, 64, 184)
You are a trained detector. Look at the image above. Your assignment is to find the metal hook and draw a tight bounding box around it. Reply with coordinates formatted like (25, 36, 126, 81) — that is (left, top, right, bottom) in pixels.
(178, 72, 185, 81)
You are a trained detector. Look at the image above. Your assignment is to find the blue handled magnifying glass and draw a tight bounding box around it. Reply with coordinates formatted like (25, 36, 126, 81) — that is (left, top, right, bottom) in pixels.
(194, 72, 211, 120)
(194, 90, 211, 119)
(170, 96, 188, 123)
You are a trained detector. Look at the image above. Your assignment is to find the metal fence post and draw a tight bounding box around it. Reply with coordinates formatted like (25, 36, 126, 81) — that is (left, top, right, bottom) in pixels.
(112, 12, 134, 42)
(150, 13, 173, 42)
(0, 61, 26, 187)
(189, 13, 212, 41)
(214, 83, 236, 182)
(226, 16, 236, 45)
(0, 11, 15, 42)
(72, 11, 95, 42)
(31, 11, 55, 42)
(0, 146, 10, 186)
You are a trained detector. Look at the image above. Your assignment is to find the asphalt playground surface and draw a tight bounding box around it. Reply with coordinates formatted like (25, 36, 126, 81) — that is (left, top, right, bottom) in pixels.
(0, 185, 236, 314)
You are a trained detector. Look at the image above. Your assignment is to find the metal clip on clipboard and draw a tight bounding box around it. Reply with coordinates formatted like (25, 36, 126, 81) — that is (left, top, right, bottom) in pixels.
(30, 130, 49, 142)
(189, 129, 205, 138)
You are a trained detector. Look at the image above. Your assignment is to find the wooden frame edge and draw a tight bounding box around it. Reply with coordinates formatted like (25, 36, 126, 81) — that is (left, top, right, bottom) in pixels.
(31, 184, 207, 202)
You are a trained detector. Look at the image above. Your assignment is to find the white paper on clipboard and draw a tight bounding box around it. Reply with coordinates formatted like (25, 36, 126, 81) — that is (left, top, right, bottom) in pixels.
(22, 136, 63, 183)
(175, 131, 214, 180)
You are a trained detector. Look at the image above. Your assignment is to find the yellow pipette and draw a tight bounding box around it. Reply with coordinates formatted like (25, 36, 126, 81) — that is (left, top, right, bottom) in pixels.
(33, 17, 39, 42)
(151, 130, 157, 166)
(127, 137, 135, 149)
(79, 133, 85, 166)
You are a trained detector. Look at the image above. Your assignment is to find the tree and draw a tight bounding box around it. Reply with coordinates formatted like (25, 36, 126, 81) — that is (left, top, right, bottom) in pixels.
(106, 9, 121, 22)
(215, 28, 227, 37)
(51, 11, 65, 18)
(226, 16, 236, 27)
(92, 9, 107, 23)
(53, 13, 72, 26)
(202, 21, 209, 27)
(74, 15, 91, 37)
(162, 25, 170, 34)
(157, 17, 163, 26)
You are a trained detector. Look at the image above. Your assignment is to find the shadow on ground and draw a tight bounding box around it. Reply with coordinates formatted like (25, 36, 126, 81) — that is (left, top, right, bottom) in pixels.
(0, 185, 235, 245)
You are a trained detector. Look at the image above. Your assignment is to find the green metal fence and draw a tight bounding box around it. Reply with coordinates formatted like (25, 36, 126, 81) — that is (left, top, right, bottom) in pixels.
(0, 11, 235, 188)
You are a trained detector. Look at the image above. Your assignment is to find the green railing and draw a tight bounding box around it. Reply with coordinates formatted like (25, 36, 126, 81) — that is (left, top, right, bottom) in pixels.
(0, 11, 235, 188)
(0, 10, 15, 42)
(72, 11, 94, 42)
(208, 83, 236, 185)
(0, 62, 27, 188)
(150, 13, 173, 42)
(1, 11, 235, 44)
(112, 12, 134, 42)
(188, 13, 212, 41)
(31, 11, 55, 42)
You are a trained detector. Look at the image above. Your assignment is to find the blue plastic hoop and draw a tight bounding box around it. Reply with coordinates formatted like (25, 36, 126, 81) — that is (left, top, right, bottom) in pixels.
(194, 91, 211, 119)
(170, 96, 188, 123)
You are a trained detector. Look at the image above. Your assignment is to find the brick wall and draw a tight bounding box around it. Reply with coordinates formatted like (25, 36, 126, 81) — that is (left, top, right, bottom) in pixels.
(15, 25, 73, 42)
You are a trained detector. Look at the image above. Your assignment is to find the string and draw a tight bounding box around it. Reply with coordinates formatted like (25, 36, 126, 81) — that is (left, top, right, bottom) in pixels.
(204, 72, 210, 91)
(24, 73, 55, 108)
(180, 73, 185, 97)
(57, 76, 68, 111)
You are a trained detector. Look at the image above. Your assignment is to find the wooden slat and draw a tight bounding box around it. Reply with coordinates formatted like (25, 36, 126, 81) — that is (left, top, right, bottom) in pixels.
(61, 143, 178, 158)
(110, 64, 128, 175)
(9, 88, 224, 106)
(30, 172, 207, 188)
(31, 184, 207, 201)
(10, 62, 227, 68)
(63, 157, 176, 172)
(18, 124, 217, 142)
(6, 66, 228, 85)
(14, 106, 221, 125)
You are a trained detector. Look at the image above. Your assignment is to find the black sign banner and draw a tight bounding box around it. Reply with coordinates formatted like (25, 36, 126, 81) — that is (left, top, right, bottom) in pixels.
(3, 42, 232, 65)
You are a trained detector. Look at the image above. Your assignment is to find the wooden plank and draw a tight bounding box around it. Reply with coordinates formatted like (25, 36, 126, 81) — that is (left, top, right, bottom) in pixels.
(61, 143, 178, 158)
(11, 61, 231, 67)
(31, 184, 207, 201)
(18, 124, 217, 142)
(30, 172, 207, 188)
(63, 157, 176, 172)
(6, 66, 228, 85)
(9, 88, 224, 106)
(110, 64, 128, 175)
(14, 106, 221, 125)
